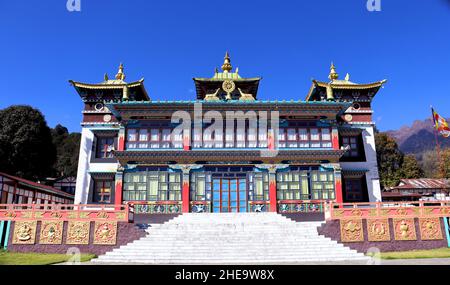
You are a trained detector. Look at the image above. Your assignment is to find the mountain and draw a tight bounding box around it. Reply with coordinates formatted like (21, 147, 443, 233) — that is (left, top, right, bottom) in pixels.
(386, 118, 450, 155)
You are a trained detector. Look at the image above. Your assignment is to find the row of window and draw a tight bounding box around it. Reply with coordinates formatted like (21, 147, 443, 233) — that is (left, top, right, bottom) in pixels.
(278, 128, 332, 148)
(124, 127, 334, 149)
(118, 170, 336, 203)
(122, 172, 182, 201)
(0, 184, 72, 205)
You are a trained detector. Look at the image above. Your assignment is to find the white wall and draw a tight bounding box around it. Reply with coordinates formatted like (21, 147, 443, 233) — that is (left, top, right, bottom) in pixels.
(74, 128, 93, 204)
(340, 125, 382, 202)
(74, 127, 119, 204)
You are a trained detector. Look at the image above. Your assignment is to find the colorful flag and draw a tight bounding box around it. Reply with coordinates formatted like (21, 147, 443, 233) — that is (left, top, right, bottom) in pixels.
(432, 107, 450, 138)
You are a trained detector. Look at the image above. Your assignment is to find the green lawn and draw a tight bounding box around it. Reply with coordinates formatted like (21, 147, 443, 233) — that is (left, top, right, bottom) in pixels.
(0, 250, 96, 265)
(368, 248, 450, 260)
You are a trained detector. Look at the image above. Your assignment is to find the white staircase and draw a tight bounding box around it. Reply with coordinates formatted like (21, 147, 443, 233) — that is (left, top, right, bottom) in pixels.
(92, 213, 370, 264)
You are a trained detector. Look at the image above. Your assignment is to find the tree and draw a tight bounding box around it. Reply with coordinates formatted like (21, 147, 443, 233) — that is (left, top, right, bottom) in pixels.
(375, 133, 404, 188)
(0, 105, 56, 180)
(51, 124, 80, 177)
(401, 154, 424, 178)
(437, 148, 450, 179)
(419, 147, 450, 178)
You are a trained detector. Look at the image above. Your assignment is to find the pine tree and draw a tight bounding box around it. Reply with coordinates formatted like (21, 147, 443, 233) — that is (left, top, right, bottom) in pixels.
(401, 154, 424, 178)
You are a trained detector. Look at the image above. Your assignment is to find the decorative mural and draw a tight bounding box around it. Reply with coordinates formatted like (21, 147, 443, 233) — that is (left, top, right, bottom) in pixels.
(134, 203, 182, 214)
(393, 218, 417, 241)
(340, 219, 364, 242)
(278, 203, 322, 213)
(93, 221, 117, 245)
(66, 221, 90, 245)
(419, 218, 443, 240)
(12, 221, 37, 244)
(367, 219, 390, 242)
(39, 221, 63, 244)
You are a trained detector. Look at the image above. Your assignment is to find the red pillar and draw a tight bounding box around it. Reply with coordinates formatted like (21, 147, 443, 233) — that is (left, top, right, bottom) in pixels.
(114, 172, 123, 206)
(334, 171, 343, 205)
(269, 179, 277, 212)
(332, 127, 339, 150)
(118, 127, 125, 151)
(182, 180, 190, 213)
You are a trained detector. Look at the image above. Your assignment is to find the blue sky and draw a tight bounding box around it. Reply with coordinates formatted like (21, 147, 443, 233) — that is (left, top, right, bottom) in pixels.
(1, 0, 449, 133)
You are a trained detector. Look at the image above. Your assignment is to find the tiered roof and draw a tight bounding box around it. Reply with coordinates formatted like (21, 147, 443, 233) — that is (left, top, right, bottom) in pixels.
(193, 52, 261, 101)
(306, 63, 387, 102)
(69, 63, 150, 102)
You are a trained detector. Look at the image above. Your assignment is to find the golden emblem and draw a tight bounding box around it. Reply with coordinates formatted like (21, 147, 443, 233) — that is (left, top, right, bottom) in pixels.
(12, 221, 37, 244)
(419, 218, 443, 240)
(222, 80, 235, 94)
(393, 218, 416, 240)
(367, 219, 390, 242)
(66, 221, 90, 245)
(340, 219, 364, 242)
(39, 221, 63, 244)
(93, 221, 117, 245)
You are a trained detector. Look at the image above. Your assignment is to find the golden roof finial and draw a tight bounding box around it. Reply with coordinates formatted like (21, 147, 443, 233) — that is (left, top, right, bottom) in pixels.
(328, 62, 339, 81)
(345, 73, 350, 81)
(115, 63, 126, 81)
(221, 51, 232, 73)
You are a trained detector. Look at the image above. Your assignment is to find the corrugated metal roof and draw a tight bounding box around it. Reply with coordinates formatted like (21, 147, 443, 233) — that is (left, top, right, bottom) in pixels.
(395, 178, 450, 189)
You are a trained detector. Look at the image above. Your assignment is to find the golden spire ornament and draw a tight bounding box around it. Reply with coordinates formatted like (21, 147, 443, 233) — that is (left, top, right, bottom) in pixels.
(221, 51, 232, 73)
(115, 63, 126, 81)
(328, 62, 339, 81)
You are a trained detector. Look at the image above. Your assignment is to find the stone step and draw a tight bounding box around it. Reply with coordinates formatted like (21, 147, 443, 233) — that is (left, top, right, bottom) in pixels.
(92, 213, 359, 264)
(94, 256, 370, 263)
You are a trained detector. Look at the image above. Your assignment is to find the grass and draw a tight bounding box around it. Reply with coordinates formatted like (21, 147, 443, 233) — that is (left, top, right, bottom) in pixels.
(0, 250, 96, 265)
(367, 247, 450, 260)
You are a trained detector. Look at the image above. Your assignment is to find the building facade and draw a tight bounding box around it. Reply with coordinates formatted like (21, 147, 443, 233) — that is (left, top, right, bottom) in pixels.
(0, 172, 74, 205)
(70, 54, 386, 214)
(383, 178, 450, 202)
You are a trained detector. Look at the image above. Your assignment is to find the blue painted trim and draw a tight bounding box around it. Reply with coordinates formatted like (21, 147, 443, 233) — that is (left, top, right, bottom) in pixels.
(0, 221, 4, 247)
(444, 217, 450, 248)
(3, 221, 11, 249)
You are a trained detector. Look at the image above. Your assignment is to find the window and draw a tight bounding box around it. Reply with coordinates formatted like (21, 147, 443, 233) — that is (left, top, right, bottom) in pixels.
(342, 136, 359, 157)
(236, 128, 245, 148)
(276, 171, 309, 200)
(310, 128, 320, 148)
(190, 172, 211, 201)
(161, 129, 172, 148)
(93, 180, 112, 203)
(258, 129, 267, 148)
(126, 129, 137, 149)
(247, 128, 257, 148)
(298, 128, 309, 148)
(287, 128, 297, 148)
(249, 172, 269, 201)
(344, 178, 364, 202)
(321, 128, 332, 148)
(123, 171, 182, 201)
(310, 171, 335, 200)
(278, 128, 286, 148)
(96, 137, 115, 158)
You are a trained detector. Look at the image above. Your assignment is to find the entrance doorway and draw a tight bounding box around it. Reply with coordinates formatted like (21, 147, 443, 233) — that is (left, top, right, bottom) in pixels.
(212, 178, 247, 212)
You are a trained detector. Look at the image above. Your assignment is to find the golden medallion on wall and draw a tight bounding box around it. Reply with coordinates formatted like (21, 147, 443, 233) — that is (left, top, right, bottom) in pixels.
(66, 221, 90, 245)
(393, 218, 417, 241)
(340, 219, 364, 242)
(222, 80, 235, 94)
(39, 221, 63, 244)
(93, 221, 117, 245)
(367, 219, 390, 242)
(419, 218, 443, 240)
(12, 221, 37, 244)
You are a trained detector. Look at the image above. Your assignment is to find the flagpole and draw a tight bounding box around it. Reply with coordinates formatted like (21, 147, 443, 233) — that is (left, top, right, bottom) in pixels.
(431, 106, 444, 178)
